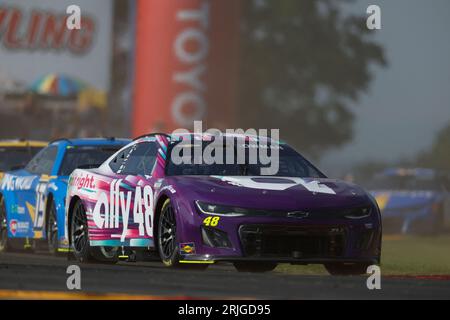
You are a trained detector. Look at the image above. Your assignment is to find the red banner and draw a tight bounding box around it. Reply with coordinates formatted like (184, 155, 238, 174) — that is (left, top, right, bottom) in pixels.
(133, 0, 240, 136)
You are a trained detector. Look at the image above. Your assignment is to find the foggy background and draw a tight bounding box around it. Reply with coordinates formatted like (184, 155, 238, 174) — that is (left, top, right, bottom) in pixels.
(322, 0, 450, 176)
(0, 0, 449, 182)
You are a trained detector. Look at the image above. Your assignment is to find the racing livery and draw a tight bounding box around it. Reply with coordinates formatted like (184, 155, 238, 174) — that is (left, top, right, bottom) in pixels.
(0, 140, 47, 179)
(0, 138, 130, 253)
(65, 133, 382, 274)
(370, 168, 450, 234)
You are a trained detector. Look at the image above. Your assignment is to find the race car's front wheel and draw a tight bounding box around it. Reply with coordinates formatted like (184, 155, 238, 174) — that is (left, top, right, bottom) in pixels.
(324, 263, 370, 276)
(70, 200, 118, 264)
(233, 262, 277, 273)
(0, 197, 9, 252)
(46, 201, 59, 255)
(157, 199, 178, 267)
(157, 199, 208, 270)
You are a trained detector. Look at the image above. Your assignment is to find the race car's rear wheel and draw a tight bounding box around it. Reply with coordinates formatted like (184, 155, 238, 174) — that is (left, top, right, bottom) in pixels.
(71, 200, 90, 262)
(324, 263, 370, 276)
(0, 197, 9, 252)
(233, 262, 277, 273)
(70, 200, 117, 264)
(157, 199, 208, 270)
(46, 201, 59, 255)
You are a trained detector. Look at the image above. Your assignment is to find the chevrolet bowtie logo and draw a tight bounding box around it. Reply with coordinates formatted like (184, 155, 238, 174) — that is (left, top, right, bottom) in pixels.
(287, 211, 309, 219)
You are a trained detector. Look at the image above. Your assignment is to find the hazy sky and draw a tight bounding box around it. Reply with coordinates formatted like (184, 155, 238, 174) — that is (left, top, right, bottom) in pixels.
(321, 0, 450, 174)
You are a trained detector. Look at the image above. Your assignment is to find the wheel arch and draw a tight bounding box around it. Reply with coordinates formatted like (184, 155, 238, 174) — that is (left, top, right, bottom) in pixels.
(44, 193, 54, 230)
(0, 192, 5, 217)
(0, 192, 10, 222)
(67, 195, 82, 245)
(153, 194, 171, 248)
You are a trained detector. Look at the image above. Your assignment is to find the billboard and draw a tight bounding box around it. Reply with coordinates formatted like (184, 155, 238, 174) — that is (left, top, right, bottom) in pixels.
(0, 0, 113, 92)
(133, 0, 240, 136)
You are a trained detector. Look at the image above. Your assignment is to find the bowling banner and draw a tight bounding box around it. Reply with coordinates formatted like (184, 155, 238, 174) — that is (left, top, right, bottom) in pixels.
(133, 0, 240, 136)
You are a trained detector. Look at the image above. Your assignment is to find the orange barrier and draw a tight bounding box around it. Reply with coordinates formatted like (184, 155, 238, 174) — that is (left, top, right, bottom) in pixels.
(133, 0, 240, 135)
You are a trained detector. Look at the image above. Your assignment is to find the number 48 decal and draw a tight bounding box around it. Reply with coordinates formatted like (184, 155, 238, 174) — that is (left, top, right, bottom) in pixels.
(203, 216, 220, 227)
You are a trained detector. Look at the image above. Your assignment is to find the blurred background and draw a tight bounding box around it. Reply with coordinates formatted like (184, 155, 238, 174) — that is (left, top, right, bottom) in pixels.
(1, 0, 449, 178)
(0, 0, 449, 274)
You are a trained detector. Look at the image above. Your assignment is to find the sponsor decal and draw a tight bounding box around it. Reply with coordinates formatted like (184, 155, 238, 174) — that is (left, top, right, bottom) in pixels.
(1, 175, 36, 191)
(17, 221, 30, 233)
(9, 219, 17, 235)
(0, 5, 95, 55)
(180, 242, 195, 255)
(92, 179, 154, 242)
(70, 174, 96, 190)
(213, 176, 336, 194)
(11, 205, 25, 214)
(160, 185, 176, 194)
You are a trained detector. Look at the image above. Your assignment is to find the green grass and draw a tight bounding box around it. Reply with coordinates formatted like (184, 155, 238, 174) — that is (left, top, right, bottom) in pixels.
(275, 235, 450, 275)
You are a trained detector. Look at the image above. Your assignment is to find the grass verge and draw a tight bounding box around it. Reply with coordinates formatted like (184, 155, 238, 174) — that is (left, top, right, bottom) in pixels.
(275, 235, 450, 275)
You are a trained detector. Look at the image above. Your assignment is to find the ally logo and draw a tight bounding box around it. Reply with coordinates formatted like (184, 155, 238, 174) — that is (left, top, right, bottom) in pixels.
(92, 179, 154, 242)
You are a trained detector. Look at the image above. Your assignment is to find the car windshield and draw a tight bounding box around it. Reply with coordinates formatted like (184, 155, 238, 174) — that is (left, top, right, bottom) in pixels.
(166, 141, 325, 178)
(367, 175, 441, 191)
(0, 147, 42, 171)
(58, 145, 124, 176)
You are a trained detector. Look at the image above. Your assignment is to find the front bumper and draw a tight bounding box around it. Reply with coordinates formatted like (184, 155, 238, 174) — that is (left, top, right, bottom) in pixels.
(178, 211, 382, 264)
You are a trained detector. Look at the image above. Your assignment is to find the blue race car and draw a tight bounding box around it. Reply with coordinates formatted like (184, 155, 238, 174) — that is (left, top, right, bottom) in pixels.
(369, 168, 450, 235)
(0, 138, 130, 253)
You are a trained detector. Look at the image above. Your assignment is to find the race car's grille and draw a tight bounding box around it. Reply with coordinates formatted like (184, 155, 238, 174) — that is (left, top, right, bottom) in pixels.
(239, 225, 345, 259)
(227, 206, 372, 220)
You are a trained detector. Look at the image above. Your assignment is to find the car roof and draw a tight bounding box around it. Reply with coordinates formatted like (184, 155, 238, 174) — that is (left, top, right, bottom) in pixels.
(135, 132, 283, 144)
(0, 139, 48, 148)
(49, 137, 131, 147)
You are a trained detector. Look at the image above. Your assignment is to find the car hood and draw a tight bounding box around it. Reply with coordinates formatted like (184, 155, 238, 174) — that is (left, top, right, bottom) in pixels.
(166, 175, 372, 211)
(370, 190, 440, 211)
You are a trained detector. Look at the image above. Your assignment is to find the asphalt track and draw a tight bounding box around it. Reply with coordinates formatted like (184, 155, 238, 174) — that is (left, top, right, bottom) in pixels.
(0, 252, 449, 300)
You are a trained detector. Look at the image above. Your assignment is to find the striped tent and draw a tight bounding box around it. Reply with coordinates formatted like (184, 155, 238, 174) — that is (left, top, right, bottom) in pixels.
(30, 73, 86, 97)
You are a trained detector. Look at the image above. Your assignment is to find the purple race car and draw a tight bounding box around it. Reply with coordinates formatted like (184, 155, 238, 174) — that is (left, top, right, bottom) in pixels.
(64, 133, 381, 274)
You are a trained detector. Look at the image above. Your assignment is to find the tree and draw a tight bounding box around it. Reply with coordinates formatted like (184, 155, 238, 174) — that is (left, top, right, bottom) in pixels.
(417, 123, 450, 170)
(239, 0, 386, 158)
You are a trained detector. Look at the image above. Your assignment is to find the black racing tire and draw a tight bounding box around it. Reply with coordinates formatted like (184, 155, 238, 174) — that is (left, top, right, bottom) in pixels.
(233, 262, 277, 273)
(46, 201, 59, 255)
(157, 199, 179, 267)
(324, 263, 370, 276)
(70, 200, 118, 264)
(0, 196, 9, 253)
(157, 199, 208, 271)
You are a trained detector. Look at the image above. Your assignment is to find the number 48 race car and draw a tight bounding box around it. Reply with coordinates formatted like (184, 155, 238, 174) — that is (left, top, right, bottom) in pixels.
(65, 133, 381, 274)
